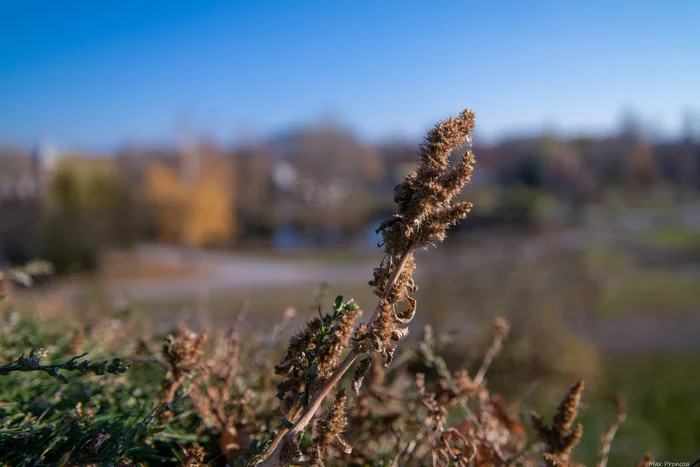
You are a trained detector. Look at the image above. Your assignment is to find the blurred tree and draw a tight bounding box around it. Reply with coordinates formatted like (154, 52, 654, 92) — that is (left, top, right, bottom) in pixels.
(539, 137, 587, 224)
(516, 156, 545, 188)
(619, 108, 646, 141)
(681, 109, 699, 144)
(281, 125, 384, 185)
(268, 124, 386, 245)
(625, 140, 658, 203)
(140, 142, 237, 248)
(41, 156, 139, 273)
(235, 146, 275, 245)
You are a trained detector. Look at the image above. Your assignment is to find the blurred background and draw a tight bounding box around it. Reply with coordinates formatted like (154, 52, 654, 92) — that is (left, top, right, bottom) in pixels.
(1, 0, 699, 463)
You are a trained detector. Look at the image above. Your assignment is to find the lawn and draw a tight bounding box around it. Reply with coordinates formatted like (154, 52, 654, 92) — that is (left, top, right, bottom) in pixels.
(637, 226, 700, 250)
(596, 273, 700, 317)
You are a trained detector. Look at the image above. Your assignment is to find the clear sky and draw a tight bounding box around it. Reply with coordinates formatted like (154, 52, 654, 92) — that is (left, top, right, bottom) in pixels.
(0, 0, 698, 149)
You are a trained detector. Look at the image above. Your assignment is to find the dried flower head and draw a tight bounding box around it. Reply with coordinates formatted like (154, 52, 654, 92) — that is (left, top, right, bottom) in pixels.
(160, 324, 208, 416)
(163, 324, 208, 380)
(635, 451, 654, 467)
(317, 305, 362, 378)
(531, 380, 585, 467)
(274, 318, 322, 411)
(310, 389, 352, 466)
(180, 443, 205, 467)
(493, 317, 511, 340)
(275, 297, 362, 413)
(358, 109, 477, 370)
(376, 108, 476, 257)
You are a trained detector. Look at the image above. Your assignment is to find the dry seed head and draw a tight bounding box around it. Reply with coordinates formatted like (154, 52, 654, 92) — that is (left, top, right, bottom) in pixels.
(311, 389, 351, 465)
(416, 372, 426, 395)
(369, 254, 417, 304)
(354, 299, 406, 366)
(274, 318, 323, 410)
(636, 452, 654, 467)
(352, 357, 373, 395)
(378, 108, 476, 256)
(452, 369, 479, 399)
(317, 307, 362, 377)
(554, 380, 585, 434)
(493, 317, 511, 340)
(163, 324, 208, 378)
(180, 444, 205, 467)
(160, 325, 208, 418)
(420, 387, 449, 433)
(614, 394, 627, 419)
(276, 318, 322, 376)
(362, 109, 476, 371)
(418, 109, 476, 171)
(280, 436, 302, 465)
(531, 380, 586, 466)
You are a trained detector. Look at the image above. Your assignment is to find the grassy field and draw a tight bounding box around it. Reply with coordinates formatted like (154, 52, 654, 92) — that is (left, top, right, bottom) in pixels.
(637, 226, 700, 250)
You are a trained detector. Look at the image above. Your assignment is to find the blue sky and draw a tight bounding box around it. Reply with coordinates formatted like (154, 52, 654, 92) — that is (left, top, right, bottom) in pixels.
(0, 0, 698, 149)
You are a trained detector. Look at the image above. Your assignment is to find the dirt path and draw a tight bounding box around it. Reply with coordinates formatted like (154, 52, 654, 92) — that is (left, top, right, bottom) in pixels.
(53, 244, 377, 302)
(56, 230, 605, 303)
(568, 313, 700, 351)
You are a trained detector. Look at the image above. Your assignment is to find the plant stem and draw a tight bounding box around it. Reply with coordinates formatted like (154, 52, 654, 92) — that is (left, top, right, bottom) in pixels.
(258, 247, 415, 467)
(259, 352, 359, 467)
(369, 246, 414, 323)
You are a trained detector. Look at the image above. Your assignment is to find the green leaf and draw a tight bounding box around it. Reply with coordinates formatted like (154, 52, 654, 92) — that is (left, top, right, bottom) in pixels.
(307, 363, 318, 380)
(279, 417, 294, 429)
(334, 295, 344, 311)
(144, 427, 167, 434)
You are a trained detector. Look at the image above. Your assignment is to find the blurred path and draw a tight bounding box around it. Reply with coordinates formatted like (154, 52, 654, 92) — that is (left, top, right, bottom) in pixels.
(54, 226, 625, 303)
(569, 313, 700, 351)
(56, 244, 378, 302)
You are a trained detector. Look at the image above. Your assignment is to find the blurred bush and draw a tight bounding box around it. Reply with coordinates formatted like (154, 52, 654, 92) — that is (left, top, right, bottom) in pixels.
(40, 157, 143, 274)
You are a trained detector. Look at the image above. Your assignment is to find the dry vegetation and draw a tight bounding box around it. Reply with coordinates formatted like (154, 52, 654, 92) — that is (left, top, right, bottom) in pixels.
(0, 110, 653, 466)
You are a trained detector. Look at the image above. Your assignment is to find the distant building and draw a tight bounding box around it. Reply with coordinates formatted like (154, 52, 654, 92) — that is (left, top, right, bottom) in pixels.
(0, 144, 51, 263)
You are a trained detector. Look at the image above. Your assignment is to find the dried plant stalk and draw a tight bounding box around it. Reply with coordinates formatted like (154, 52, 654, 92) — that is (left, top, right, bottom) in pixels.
(259, 109, 477, 467)
(596, 396, 627, 467)
(531, 381, 585, 467)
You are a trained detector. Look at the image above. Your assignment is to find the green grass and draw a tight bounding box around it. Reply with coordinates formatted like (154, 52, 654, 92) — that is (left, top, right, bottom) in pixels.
(584, 246, 634, 273)
(637, 226, 700, 250)
(578, 352, 700, 465)
(507, 351, 700, 466)
(596, 273, 700, 317)
(581, 244, 700, 317)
